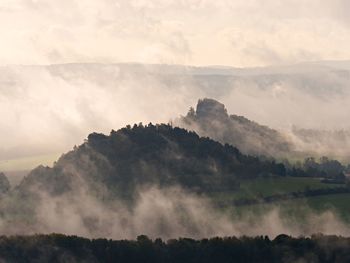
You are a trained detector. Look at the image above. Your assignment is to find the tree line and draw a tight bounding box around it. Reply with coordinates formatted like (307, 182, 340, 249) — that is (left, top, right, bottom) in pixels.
(0, 233, 349, 262)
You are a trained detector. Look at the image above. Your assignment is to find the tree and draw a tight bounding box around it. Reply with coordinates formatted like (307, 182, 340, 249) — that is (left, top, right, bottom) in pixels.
(0, 172, 10, 195)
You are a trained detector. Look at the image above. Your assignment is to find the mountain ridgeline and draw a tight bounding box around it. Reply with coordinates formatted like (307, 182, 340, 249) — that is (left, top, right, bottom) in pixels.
(175, 98, 293, 158)
(18, 124, 286, 198)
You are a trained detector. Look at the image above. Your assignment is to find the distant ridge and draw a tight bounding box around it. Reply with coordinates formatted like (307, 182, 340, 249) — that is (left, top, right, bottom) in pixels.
(176, 98, 293, 158)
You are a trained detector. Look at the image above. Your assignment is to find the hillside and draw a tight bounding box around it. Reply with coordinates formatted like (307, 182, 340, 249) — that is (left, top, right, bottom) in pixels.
(18, 124, 286, 198)
(0, 122, 348, 238)
(176, 98, 293, 158)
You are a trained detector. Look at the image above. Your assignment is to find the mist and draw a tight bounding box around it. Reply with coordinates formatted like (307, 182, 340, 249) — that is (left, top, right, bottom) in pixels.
(1, 62, 350, 169)
(1, 183, 349, 240)
(1, 122, 349, 241)
(2, 1, 350, 261)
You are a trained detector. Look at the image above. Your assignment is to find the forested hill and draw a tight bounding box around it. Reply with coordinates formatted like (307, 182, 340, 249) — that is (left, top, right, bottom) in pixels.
(18, 124, 286, 197)
(176, 98, 293, 158)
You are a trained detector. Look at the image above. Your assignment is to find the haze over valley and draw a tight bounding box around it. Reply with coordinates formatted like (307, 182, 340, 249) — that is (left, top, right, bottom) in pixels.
(2, 1, 350, 262)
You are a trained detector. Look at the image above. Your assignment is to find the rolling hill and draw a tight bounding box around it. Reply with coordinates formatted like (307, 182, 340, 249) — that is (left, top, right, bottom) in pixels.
(17, 123, 286, 199)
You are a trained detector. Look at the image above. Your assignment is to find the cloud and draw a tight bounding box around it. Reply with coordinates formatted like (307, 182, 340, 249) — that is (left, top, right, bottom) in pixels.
(1, 182, 349, 239)
(1, 0, 350, 66)
(1, 63, 350, 164)
(0, 64, 203, 161)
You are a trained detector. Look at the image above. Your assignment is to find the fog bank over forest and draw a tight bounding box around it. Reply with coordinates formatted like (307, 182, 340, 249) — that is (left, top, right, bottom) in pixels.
(0, 123, 348, 240)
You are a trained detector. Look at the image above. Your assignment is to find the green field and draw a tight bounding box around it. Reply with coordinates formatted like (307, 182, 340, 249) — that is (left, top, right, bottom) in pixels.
(209, 176, 344, 204)
(224, 193, 350, 222)
(208, 176, 350, 222)
(305, 193, 350, 219)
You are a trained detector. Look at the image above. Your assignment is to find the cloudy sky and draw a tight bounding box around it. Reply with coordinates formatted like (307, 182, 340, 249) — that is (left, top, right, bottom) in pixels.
(2, 0, 350, 172)
(1, 0, 350, 67)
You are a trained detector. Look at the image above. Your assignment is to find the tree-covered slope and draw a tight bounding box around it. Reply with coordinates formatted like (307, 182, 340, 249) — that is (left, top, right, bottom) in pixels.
(0, 172, 10, 195)
(18, 124, 286, 198)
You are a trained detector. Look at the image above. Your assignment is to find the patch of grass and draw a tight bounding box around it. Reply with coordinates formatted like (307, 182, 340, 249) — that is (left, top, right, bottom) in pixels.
(223, 193, 350, 223)
(209, 176, 344, 204)
(208, 176, 350, 222)
(305, 193, 350, 220)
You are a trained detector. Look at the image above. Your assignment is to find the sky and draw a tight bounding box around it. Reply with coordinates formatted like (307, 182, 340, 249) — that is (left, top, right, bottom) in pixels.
(1, 0, 350, 67)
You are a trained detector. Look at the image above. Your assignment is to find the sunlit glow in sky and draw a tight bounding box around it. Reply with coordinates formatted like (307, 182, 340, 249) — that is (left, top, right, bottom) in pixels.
(1, 0, 350, 67)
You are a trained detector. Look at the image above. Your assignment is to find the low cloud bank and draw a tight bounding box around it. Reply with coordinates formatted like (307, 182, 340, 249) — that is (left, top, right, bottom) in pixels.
(0, 184, 348, 240)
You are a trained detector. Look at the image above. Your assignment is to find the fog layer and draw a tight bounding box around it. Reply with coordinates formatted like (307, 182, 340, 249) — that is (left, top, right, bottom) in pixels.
(1, 183, 349, 240)
(1, 63, 350, 167)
